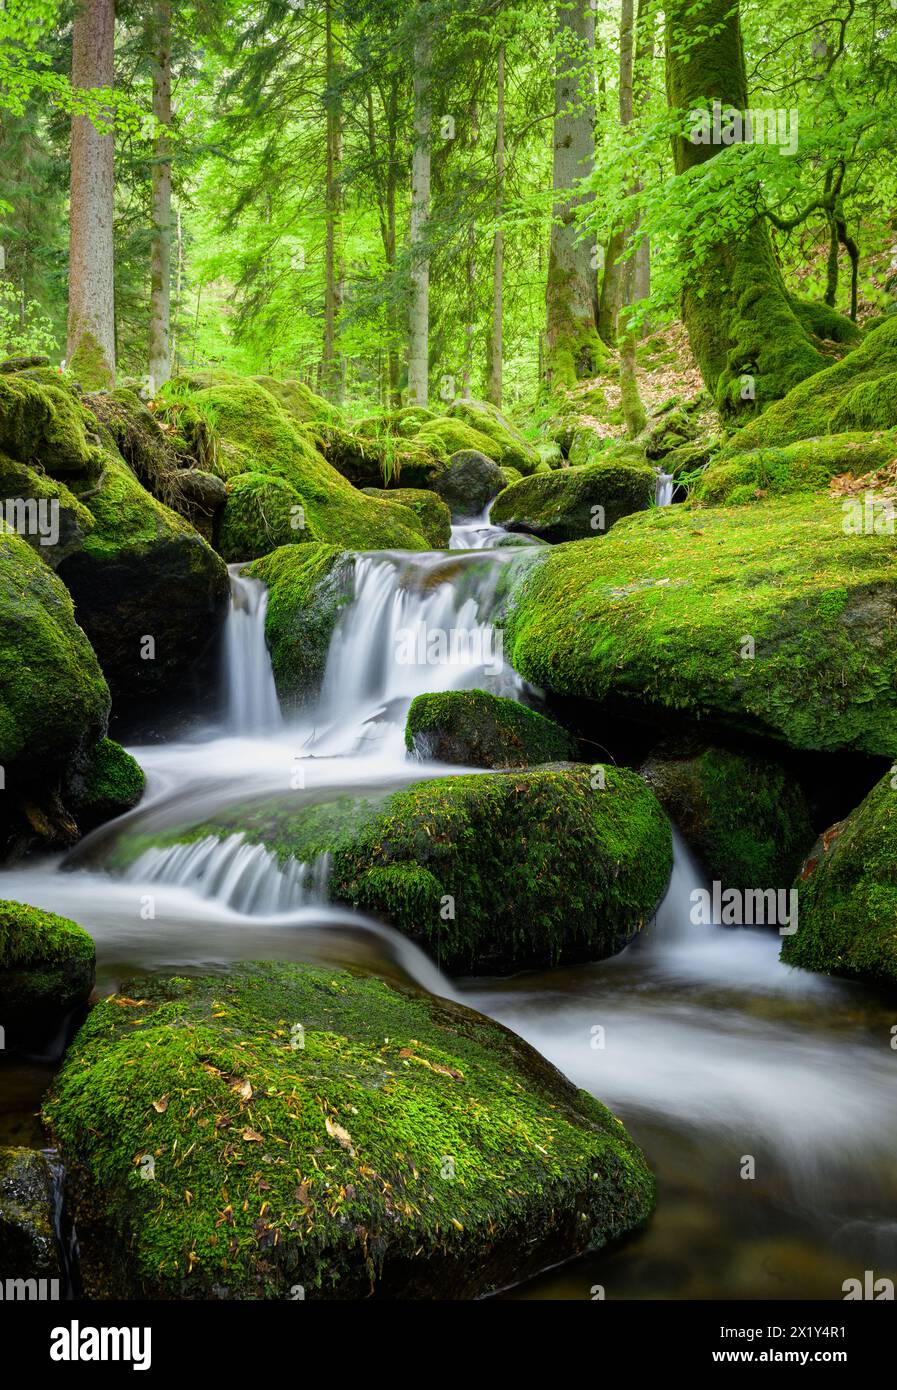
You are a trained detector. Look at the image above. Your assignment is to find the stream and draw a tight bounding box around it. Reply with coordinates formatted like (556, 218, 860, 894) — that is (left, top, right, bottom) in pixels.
(2, 512, 896, 1301)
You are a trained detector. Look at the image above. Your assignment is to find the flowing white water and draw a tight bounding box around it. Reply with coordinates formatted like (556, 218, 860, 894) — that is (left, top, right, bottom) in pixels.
(449, 506, 512, 550)
(126, 833, 331, 915)
(655, 471, 674, 506)
(298, 544, 528, 758)
(224, 565, 282, 734)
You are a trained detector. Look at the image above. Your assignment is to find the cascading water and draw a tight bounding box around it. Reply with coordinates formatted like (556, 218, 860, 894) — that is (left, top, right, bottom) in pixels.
(655, 471, 674, 506)
(298, 542, 529, 758)
(4, 512, 897, 1302)
(223, 564, 282, 734)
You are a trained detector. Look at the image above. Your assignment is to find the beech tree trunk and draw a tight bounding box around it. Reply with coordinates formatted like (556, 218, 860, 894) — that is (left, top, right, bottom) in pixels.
(67, 0, 116, 388)
(148, 0, 172, 394)
(545, 0, 599, 388)
(407, 9, 432, 407)
(485, 42, 505, 407)
(323, 0, 345, 404)
(666, 0, 853, 414)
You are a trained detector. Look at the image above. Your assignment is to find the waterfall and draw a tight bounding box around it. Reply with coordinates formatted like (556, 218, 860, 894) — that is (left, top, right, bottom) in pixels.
(449, 508, 510, 550)
(655, 471, 674, 506)
(302, 548, 529, 758)
(224, 565, 283, 734)
(126, 832, 329, 915)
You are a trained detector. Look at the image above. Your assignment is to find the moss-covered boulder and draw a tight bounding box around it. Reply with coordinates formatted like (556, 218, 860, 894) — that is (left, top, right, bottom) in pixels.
(58, 457, 230, 700)
(0, 453, 95, 568)
(644, 406, 696, 460)
(142, 765, 672, 974)
(0, 1148, 62, 1282)
(428, 450, 507, 518)
(45, 962, 654, 1299)
(0, 530, 109, 796)
(413, 416, 500, 464)
(503, 497, 897, 756)
(218, 472, 315, 562)
(361, 487, 450, 548)
(0, 373, 99, 478)
(724, 316, 897, 454)
(406, 690, 577, 768)
(696, 432, 897, 507)
(246, 544, 352, 710)
(182, 381, 428, 552)
(447, 399, 540, 474)
(640, 744, 813, 890)
(69, 738, 145, 832)
(251, 375, 343, 428)
(316, 422, 444, 491)
(491, 461, 655, 542)
(781, 773, 897, 986)
(0, 901, 95, 1046)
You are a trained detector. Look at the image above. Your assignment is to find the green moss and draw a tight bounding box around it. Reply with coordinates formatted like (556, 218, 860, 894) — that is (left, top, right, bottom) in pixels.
(316, 423, 443, 490)
(0, 530, 109, 777)
(405, 689, 577, 768)
(500, 466, 523, 488)
(724, 316, 897, 453)
(361, 488, 450, 548)
(77, 738, 145, 823)
(45, 961, 654, 1299)
(641, 745, 813, 889)
(447, 400, 540, 474)
(503, 496, 897, 756)
(491, 461, 655, 542)
(781, 772, 897, 986)
(0, 453, 95, 564)
(251, 376, 343, 427)
(0, 899, 95, 1029)
(246, 544, 351, 709)
(413, 417, 499, 463)
(0, 374, 96, 476)
(218, 473, 317, 562)
(129, 765, 672, 975)
(182, 381, 427, 552)
(67, 328, 114, 392)
(696, 432, 897, 506)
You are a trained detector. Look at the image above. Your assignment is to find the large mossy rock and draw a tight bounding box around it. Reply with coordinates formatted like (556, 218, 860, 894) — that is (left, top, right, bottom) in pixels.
(413, 416, 500, 465)
(361, 487, 451, 547)
(447, 399, 540, 475)
(58, 457, 230, 699)
(491, 461, 655, 542)
(0, 530, 109, 793)
(503, 497, 897, 756)
(68, 737, 145, 832)
(0, 1147, 63, 1282)
(218, 472, 315, 562)
(317, 422, 445, 491)
(696, 431, 897, 507)
(146, 765, 672, 974)
(781, 773, 897, 986)
(0, 373, 100, 477)
(0, 900, 95, 1046)
(246, 544, 352, 710)
(184, 381, 429, 552)
(641, 744, 814, 890)
(428, 450, 507, 518)
(724, 316, 897, 453)
(45, 962, 654, 1298)
(406, 689, 577, 768)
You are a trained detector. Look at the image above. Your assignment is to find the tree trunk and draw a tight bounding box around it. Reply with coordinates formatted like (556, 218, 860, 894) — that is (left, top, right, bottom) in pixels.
(407, 10, 432, 407)
(67, 0, 116, 389)
(148, 0, 172, 394)
(630, 0, 654, 321)
(485, 42, 504, 407)
(666, 0, 852, 415)
(545, 0, 600, 388)
(323, 0, 345, 404)
(597, 0, 636, 345)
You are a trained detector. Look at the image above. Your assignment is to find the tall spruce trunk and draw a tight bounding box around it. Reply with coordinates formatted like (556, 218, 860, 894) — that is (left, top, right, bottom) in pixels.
(666, 0, 853, 415)
(148, 0, 172, 393)
(67, 0, 116, 388)
(408, 10, 432, 407)
(485, 42, 505, 407)
(545, 0, 599, 388)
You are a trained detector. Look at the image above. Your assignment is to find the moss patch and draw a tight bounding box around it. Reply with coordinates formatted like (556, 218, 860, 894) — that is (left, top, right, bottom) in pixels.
(218, 473, 317, 562)
(694, 432, 897, 506)
(247, 544, 352, 710)
(781, 772, 897, 986)
(45, 961, 654, 1299)
(0, 899, 95, 1039)
(503, 496, 897, 756)
(406, 689, 577, 768)
(361, 488, 450, 548)
(447, 400, 540, 474)
(491, 461, 655, 542)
